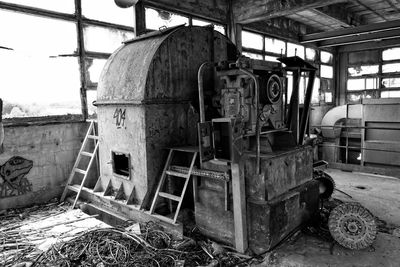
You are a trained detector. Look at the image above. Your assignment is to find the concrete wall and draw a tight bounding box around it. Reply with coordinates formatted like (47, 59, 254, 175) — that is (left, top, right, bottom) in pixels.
(0, 121, 87, 210)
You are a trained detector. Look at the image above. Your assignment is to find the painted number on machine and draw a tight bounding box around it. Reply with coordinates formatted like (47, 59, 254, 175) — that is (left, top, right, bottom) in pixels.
(113, 108, 126, 128)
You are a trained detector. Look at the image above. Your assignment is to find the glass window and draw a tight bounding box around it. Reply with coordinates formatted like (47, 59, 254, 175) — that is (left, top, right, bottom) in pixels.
(347, 78, 378, 91)
(242, 31, 263, 50)
(348, 65, 379, 76)
(381, 90, 400, 98)
(0, 10, 77, 56)
(382, 63, 400, 73)
(382, 47, 400, 61)
(86, 58, 108, 86)
(321, 65, 333, 79)
(382, 78, 400, 88)
(192, 19, 225, 35)
(86, 90, 97, 117)
(347, 93, 362, 102)
(145, 7, 188, 30)
(1, 0, 74, 13)
(306, 48, 317, 61)
(321, 79, 332, 91)
(325, 92, 333, 103)
(242, 52, 263, 60)
(321, 51, 333, 64)
(311, 77, 320, 104)
(265, 37, 285, 55)
(82, 0, 134, 26)
(265, 55, 279, 62)
(287, 43, 305, 59)
(1, 50, 81, 118)
(83, 25, 134, 53)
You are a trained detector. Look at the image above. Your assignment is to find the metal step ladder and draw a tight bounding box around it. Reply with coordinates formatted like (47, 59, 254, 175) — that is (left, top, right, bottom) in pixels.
(60, 120, 99, 208)
(149, 147, 198, 224)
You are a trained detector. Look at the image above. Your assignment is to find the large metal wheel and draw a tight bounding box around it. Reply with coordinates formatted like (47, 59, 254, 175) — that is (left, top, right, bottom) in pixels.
(313, 170, 335, 200)
(328, 202, 377, 250)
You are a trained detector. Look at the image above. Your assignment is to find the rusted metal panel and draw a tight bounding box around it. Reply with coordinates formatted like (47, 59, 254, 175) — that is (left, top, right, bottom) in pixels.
(245, 147, 313, 201)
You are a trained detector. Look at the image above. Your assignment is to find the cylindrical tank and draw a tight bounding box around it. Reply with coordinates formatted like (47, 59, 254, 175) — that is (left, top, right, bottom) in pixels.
(96, 26, 236, 208)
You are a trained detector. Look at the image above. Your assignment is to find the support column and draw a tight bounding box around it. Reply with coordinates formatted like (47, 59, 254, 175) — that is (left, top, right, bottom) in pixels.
(134, 1, 146, 37)
(231, 162, 248, 253)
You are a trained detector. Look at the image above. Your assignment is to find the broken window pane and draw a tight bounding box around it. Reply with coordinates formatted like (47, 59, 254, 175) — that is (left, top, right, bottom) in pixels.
(382, 63, 400, 73)
(86, 58, 108, 86)
(348, 50, 380, 65)
(382, 47, 400, 61)
(192, 19, 225, 35)
(1, 0, 74, 13)
(287, 43, 305, 59)
(145, 7, 188, 30)
(242, 51, 263, 60)
(265, 37, 286, 55)
(0, 10, 77, 56)
(83, 25, 134, 53)
(381, 90, 400, 98)
(1, 50, 81, 118)
(382, 78, 400, 88)
(321, 65, 333, 78)
(306, 47, 317, 61)
(242, 31, 263, 50)
(321, 51, 333, 64)
(82, 0, 133, 26)
(348, 65, 379, 76)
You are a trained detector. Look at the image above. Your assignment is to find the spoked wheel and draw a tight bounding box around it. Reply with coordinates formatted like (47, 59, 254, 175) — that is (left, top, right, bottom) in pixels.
(313, 170, 335, 200)
(328, 202, 377, 250)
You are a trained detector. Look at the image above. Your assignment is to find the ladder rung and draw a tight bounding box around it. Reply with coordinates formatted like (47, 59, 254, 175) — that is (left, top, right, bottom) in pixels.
(75, 168, 87, 175)
(80, 151, 94, 157)
(149, 213, 177, 225)
(88, 135, 99, 140)
(158, 192, 181, 202)
(165, 170, 189, 178)
(67, 184, 80, 192)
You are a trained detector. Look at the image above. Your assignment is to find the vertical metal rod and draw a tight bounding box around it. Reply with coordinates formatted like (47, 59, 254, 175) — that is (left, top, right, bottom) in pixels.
(299, 69, 316, 145)
(197, 62, 213, 123)
(238, 68, 260, 173)
(345, 103, 349, 164)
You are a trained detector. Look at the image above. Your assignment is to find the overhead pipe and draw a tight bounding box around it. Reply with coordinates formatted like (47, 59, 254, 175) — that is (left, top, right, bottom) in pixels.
(114, 0, 137, 8)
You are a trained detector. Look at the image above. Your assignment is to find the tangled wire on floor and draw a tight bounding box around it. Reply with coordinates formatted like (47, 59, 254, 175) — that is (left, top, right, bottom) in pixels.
(33, 222, 246, 267)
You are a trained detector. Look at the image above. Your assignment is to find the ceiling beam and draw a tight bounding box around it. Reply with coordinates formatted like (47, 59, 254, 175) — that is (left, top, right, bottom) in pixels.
(317, 28, 400, 47)
(301, 19, 400, 43)
(233, 0, 350, 24)
(383, 0, 400, 13)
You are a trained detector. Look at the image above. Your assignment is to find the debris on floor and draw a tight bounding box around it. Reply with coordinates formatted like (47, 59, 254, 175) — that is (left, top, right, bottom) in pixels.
(1, 202, 250, 267)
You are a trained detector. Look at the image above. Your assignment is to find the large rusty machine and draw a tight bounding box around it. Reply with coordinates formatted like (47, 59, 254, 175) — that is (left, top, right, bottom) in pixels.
(62, 25, 377, 254)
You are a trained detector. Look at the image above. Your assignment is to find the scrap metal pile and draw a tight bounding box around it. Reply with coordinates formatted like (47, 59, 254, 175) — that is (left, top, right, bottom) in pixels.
(34, 222, 249, 267)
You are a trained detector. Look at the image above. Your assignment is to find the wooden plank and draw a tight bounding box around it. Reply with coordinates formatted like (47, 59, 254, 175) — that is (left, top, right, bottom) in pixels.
(231, 162, 248, 253)
(233, 0, 349, 24)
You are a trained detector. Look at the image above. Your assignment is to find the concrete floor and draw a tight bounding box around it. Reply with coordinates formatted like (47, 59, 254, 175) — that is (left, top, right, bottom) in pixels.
(257, 168, 400, 267)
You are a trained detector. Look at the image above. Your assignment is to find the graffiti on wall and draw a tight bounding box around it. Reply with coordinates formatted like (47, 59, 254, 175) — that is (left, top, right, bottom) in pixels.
(113, 108, 126, 128)
(0, 156, 33, 198)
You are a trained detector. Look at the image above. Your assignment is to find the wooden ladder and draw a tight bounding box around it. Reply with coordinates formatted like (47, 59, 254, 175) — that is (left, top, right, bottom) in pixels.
(149, 147, 198, 224)
(60, 120, 99, 208)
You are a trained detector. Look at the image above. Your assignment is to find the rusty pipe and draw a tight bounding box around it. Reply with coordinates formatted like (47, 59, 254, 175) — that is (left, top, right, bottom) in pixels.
(198, 62, 214, 123)
(238, 68, 261, 174)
